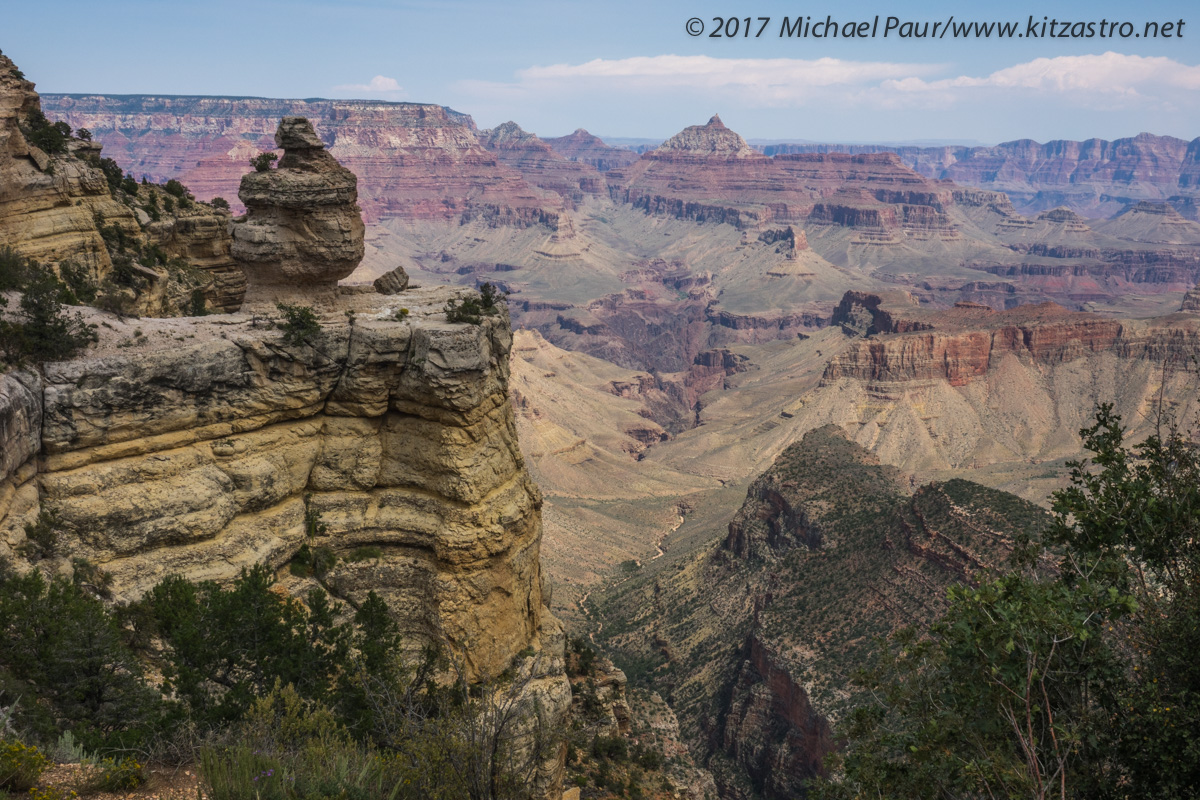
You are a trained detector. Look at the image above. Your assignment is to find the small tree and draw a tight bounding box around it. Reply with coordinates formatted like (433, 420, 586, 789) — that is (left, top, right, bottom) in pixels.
(275, 303, 320, 345)
(250, 152, 278, 172)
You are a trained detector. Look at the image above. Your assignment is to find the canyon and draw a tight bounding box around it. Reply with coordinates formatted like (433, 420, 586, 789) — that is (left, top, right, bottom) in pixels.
(6, 62, 1198, 800)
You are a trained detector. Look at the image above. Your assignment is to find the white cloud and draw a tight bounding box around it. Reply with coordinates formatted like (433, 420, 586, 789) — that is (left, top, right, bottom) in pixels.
(887, 52, 1200, 95)
(502, 55, 940, 107)
(455, 52, 1200, 114)
(332, 75, 405, 99)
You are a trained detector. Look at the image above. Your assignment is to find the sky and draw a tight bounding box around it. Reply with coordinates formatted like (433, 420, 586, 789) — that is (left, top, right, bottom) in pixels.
(3, 0, 1198, 145)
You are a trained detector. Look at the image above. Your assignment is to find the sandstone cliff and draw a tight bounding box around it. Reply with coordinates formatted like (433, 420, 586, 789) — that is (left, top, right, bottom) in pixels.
(0, 53, 136, 275)
(0, 55, 243, 314)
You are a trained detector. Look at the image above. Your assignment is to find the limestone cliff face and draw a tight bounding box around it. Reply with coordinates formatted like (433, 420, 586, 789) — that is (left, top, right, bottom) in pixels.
(2, 291, 560, 679)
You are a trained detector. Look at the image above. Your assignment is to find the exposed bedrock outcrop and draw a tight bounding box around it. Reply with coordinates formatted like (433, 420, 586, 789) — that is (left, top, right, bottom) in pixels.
(823, 298, 1200, 387)
(0, 289, 572, 795)
(231, 117, 365, 306)
(0, 54, 136, 274)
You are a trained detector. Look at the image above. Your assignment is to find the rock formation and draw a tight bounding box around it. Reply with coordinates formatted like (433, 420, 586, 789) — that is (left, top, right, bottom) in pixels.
(542, 128, 638, 172)
(0, 285, 571, 794)
(0, 55, 243, 313)
(42, 94, 563, 225)
(657, 114, 758, 158)
(478, 121, 602, 209)
(764, 133, 1200, 218)
(231, 117, 365, 306)
(373, 264, 410, 295)
(0, 53, 136, 275)
(1183, 282, 1200, 312)
(595, 426, 1048, 799)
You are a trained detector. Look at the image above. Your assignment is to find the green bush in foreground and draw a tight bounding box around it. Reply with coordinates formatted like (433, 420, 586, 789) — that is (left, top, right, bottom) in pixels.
(0, 738, 51, 791)
(816, 405, 1200, 800)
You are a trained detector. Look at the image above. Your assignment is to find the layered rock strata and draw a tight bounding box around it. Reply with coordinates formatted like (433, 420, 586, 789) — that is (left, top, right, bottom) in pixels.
(479, 122, 603, 208)
(0, 54, 136, 275)
(764, 132, 1200, 217)
(542, 128, 638, 172)
(231, 117, 365, 306)
(42, 94, 561, 225)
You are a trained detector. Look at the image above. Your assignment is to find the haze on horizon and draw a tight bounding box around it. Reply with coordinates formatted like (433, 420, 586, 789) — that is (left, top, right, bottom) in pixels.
(3, 0, 1197, 145)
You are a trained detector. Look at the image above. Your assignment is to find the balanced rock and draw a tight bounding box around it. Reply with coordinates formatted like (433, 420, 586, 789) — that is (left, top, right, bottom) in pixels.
(231, 117, 365, 306)
(373, 264, 410, 295)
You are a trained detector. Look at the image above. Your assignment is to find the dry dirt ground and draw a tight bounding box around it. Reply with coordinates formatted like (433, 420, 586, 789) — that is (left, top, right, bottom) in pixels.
(34, 763, 204, 800)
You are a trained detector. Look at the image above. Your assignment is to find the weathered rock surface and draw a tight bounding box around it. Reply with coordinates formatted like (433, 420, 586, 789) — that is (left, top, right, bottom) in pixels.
(597, 426, 1048, 799)
(1183, 283, 1200, 312)
(0, 54, 135, 275)
(0, 288, 571, 795)
(373, 264, 410, 295)
(0, 55, 243, 313)
(606, 117, 965, 241)
(231, 117, 365, 306)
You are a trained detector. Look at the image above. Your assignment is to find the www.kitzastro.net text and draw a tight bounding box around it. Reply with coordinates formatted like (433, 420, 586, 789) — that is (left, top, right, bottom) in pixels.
(684, 15, 1185, 39)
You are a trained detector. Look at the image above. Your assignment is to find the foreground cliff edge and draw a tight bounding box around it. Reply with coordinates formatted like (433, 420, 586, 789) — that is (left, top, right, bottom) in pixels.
(0, 108, 571, 799)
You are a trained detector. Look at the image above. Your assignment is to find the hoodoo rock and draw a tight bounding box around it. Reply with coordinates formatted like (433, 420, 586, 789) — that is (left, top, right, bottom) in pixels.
(231, 116, 365, 306)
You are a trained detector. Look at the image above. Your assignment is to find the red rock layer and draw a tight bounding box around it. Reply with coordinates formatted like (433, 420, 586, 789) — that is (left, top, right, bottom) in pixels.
(765, 133, 1200, 217)
(607, 118, 962, 236)
(41, 95, 561, 224)
(824, 295, 1200, 386)
(478, 122, 602, 208)
(542, 128, 639, 172)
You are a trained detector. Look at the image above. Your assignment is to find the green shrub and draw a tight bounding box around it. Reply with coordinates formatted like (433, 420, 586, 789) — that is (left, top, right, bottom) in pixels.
(163, 179, 187, 199)
(345, 546, 382, 563)
(210, 197, 230, 211)
(0, 739, 51, 791)
(93, 755, 145, 791)
(97, 158, 124, 193)
(276, 303, 320, 345)
(189, 288, 209, 317)
(57, 260, 96, 305)
(250, 152, 278, 172)
(24, 110, 70, 156)
(444, 282, 506, 325)
(0, 266, 98, 367)
(17, 510, 59, 561)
